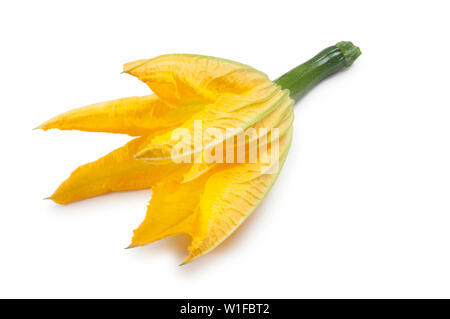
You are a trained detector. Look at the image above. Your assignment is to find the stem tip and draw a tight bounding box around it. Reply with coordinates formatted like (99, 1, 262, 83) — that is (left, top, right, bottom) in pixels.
(336, 41, 361, 67)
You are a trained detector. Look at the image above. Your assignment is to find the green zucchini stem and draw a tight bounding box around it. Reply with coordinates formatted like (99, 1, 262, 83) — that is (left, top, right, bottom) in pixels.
(274, 41, 361, 102)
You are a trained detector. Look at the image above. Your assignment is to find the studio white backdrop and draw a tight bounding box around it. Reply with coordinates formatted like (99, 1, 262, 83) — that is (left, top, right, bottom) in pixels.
(1, 0, 449, 298)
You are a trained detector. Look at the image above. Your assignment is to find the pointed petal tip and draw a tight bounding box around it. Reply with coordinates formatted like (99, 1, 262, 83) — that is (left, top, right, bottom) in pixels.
(134, 148, 178, 164)
(45, 195, 69, 205)
(125, 240, 143, 249)
(33, 124, 45, 131)
(133, 152, 167, 163)
(179, 258, 190, 266)
(125, 239, 141, 249)
(179, 253, 198, 266)
(122, 59, 151, 75)
(132, 151, 151, 161)
(44, 196, 60, 203)
(134, 149, 146, 159)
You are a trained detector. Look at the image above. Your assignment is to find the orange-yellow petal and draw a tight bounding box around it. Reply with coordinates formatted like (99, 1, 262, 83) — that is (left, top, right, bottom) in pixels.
(129, 173, 210, 248)
(36, 95, 203, 136)
(49, 137, 186, 204)
(129, 125, 293, 263)
(182, 100, 294, 182)
(123, 54, 271, 106)
(135, 85, 289, 163)
(184, 127, 293, 263)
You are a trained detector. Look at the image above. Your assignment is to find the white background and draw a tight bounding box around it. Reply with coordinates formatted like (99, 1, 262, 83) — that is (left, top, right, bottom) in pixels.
(1, 0, 449, 298)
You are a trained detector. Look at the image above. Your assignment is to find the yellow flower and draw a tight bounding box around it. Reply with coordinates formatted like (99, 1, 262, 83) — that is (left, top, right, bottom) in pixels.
(37, 42, 360, 264)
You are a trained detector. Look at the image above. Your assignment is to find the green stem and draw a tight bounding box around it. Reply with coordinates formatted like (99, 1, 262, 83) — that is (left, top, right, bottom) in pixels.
(274, 41, 361, 102)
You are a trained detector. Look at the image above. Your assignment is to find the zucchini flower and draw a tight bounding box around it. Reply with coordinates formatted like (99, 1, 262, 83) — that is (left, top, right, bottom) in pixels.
(37, 42, 360, 264)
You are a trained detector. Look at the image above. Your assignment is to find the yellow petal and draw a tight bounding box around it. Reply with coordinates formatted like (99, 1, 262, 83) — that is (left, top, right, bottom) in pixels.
(135, 85, 289, 162)
(49, 137, 186, 204)
(36, 95, 203, 136)
(123, 54, 271, 106)
(129, 173, 210, 248)
(182, 99, 294, 182)
(184, 126, 293, 263)
(129, 125, 293, 263)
